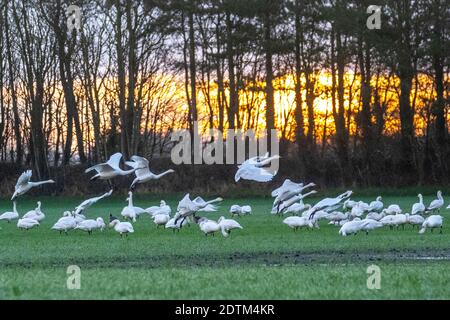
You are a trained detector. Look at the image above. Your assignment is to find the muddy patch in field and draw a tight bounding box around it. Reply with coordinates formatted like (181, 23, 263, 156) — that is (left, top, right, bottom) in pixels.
(3, 249, 450, 269)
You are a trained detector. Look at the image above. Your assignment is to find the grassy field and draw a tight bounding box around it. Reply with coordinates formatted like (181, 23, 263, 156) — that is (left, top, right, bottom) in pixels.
(0, 193, 449, 299)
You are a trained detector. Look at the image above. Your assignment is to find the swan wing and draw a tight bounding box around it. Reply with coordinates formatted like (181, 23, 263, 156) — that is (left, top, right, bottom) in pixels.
(198, 204, 218, 212)
(193, 196, 207, 206)
(16, 170, 32, 189)
(177, 194, 194, 211)
(271, 179, 302, 197)
(106, 153, 123, 171)
(237, 166, 275, 182)
(127, 156, 151, 177)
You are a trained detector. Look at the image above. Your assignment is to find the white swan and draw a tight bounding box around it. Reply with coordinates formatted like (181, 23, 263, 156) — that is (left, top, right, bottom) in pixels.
(153, 213, 171, 228)
(0, 201, 19, 223)
(343, 199, 357, 211)
(359, 219, 384, 235)
(366, 211, 385, 221)
(271, 180, 316, 207)
(197, 217, 221, 236)
(274, 190, 317, 215)
(426, 191, 444, 213)
(339, 220, 366, 236)
(283, 216, 314, 231)
(165, 215, 190, 232)
(63, 211, 85, 223)
(230, 205, 252, 216)
(52, 216, 77, 234)
(146, 200, 171, 217)
(406, 214, 425, 228)
(382, 204, 402, 215)
(391, 214, 408, 229)
(309, 190, 353, 218)
(325, 211, 348, 224)
(11, 170, 55, 200)
(74, 190, 113, 215)
(379, 215, 397, 228)
(419, 215, 443, 234)
(411, 194, 426, 216)
(350, 202, 366, 219)
(128, 192, 146, 217)
(368, 196, 383, 212)
(17, 218, 40, 230)
(282, 201, 311, 216)
(121, 192, 145, 222)
(22, 201, 45, 222)
(175, 194, 223, 224)
(85, 153, 140, 182)
(234, 153, 280, 182)
(75, 217, 106, 235)
(218, 216, 243, 237)
(308, 210, 330, 228)
(109, 219, 134, 237)
(125, 156, 174, 189)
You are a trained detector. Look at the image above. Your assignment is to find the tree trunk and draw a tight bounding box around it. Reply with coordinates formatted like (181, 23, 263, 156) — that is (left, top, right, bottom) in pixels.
(4, 13, 23, 164)
(264, 12, 275, 153)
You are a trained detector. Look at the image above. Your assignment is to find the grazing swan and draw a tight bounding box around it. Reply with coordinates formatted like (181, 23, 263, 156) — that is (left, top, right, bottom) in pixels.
(411, 194, 426, 216)
(22, 201, 45, 222)
(339, 220, 366, 236)
(392, 214, 408, 230)
(379, 215, 397, 228)
(85, 153, 140, 182)
(125, 155, 174, 190)
(382, 204, 402, 215)
(74, 190, 113, 215)
(75, 218, 106, 235)
(406, 214, 425, 229)
(11, 170, 55, 200)
(218, 216, 243, 237)
(309, 190, 353, 219)
(325, 211, 348, 224)
(175, 194, 223, 225)
(153, 213, 171, 228)
(234, 153, 280, 182)
(17, 218, 40, 230)
(196, 217, 221, 236)
(109, 219, 134, 237)
(359, 219, 384, 235)
(146, 200, 171, 217)
(0, 201, 20, 223)
(426, 191, 444, 213)
(419, 215, 443, 234)
(368, 197, 383, 212)
(366, 211, 385, 221)
(282, 201, 311, 216)
(283, 216, 314, 231)
(230, 205, 252, 216)
(52, 216, 77, 234)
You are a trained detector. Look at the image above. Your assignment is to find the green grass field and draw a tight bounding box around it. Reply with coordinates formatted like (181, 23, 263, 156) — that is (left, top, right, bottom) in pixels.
(0, 193, 449, 299)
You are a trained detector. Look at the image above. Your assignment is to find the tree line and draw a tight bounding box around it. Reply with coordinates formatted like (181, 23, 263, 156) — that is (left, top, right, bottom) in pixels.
(0, 0, 448, 189)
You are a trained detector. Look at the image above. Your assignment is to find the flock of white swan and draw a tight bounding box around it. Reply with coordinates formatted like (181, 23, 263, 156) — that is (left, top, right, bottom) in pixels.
(0, 152, 448, 237)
